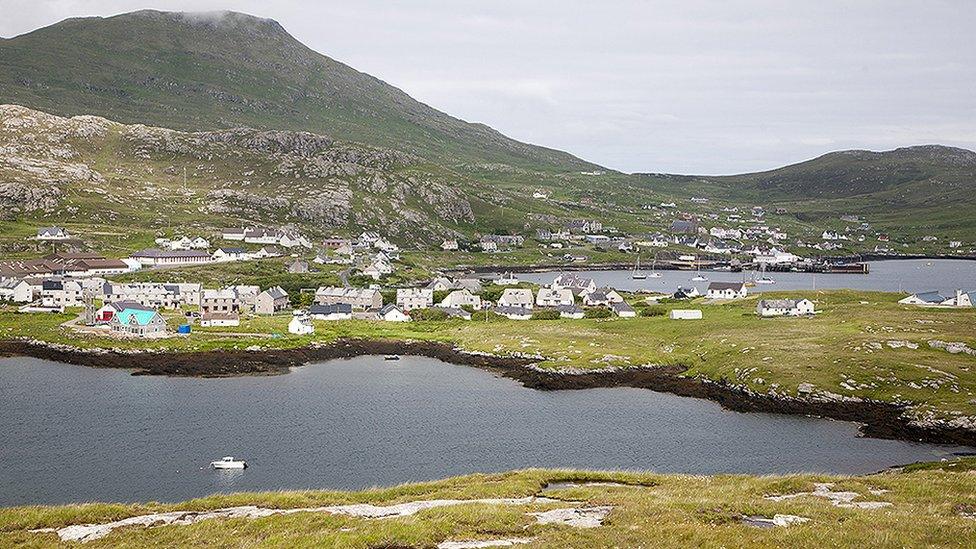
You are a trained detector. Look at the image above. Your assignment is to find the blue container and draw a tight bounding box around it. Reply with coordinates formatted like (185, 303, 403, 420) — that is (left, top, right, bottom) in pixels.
(177, 324, 192, 334)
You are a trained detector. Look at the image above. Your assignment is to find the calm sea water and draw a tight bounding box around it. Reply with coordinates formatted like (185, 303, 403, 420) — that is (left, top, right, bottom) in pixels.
(0, 356, 969, 506)
(518, 259, 976, 294)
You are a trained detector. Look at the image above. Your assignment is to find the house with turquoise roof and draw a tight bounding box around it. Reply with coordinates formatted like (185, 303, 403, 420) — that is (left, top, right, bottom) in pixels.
(110, 308, 167, 338)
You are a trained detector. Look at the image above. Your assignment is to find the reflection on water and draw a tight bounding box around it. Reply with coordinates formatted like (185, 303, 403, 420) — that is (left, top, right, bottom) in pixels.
(0, 355, 970, 505)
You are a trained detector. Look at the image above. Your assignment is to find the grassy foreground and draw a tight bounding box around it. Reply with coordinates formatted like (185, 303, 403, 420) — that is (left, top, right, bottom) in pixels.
(3, 463, 976, 547)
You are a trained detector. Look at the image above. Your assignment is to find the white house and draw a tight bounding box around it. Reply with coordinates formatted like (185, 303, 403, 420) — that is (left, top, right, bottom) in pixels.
(288, 312, 315, 335)
(380, 304, 411, 322)
(40, 279, 85, 308)
(581, 288, 623, 306)
(222, 228, 246, 241)
(552, 273, 597, 296)
(362, 258, 393, 280)
(440, 239, 459, 251)
(168, 236, 193, 250)
(396, 288, 433, 311)
(498, 288, 534, 309)
(426, 277, 454, 292)
(536, 287, 575, 307)
(757, 299, 816, 317)
(898, 291, 951, 306)
(947, 290, 975, 307)
(36, 226, 71, 241)
(439, 289, 482, 310)
(0, 279, 35, 303)
(557, 305, 585, 319)
(110, 308, 168, 338)
(212, 247, 247, 263)
(611, 302, 637, 318)
(706, 282, 747, 300)
(670, 309, 703, 320)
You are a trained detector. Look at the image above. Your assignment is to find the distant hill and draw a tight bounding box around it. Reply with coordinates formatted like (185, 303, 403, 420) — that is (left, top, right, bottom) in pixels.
(708, 145, 976, 203)
(0, 10, 597, 172)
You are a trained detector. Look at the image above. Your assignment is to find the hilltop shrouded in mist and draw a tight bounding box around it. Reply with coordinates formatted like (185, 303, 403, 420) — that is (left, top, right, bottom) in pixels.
(0, 10, 596, 172)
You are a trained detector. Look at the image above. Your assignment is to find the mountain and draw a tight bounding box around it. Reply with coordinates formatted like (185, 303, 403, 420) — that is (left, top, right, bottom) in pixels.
(0, 10, 596, 172)
(0, 104, 645, 257)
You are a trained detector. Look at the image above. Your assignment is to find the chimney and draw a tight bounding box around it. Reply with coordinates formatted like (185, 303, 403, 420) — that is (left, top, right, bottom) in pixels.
(957, 289, 964, 307)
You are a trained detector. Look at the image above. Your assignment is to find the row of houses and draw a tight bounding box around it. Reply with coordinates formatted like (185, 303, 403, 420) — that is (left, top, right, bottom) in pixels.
(221, 227, 312, 249)
(0, 252, 137, 280)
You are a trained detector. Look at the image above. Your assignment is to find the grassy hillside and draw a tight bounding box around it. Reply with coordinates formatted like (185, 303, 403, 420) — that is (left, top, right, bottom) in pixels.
(0, 104, 637, 252)
(0, 10, 596, 173)
(4, 465, 976, 547)
(635, 146, 976, 243)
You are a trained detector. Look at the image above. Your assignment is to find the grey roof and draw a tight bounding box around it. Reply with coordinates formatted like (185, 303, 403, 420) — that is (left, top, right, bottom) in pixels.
(310, 303, 352, 315)
(380, 304, 403, 315)
(612, 302, 636, 313)
(708, 282, 745, 291)
(913, 291, 948, 303)
(670, 220, 697, 233)
(264, 286, 288, 299)
(217, 247, 246, 253)
(109, 300, 154, 311)
(42, 279, 63, 291)
(556, 304, 583, 314)
(37, 226, 65, 236)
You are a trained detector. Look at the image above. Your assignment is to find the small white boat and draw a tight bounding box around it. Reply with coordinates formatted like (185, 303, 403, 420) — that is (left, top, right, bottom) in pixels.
(211, 456, 247, 469)
(632, 255, 647, 280)
(649, 272, 662, 278)
(384, 355, 400, 361)
(649, 255, 662, 278)
(754, 264, 775, 285)
(691, 257, 707, 281)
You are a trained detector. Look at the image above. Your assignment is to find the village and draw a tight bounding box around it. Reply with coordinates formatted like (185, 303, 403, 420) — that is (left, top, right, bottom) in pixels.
(3, 218, 975, 342)
(0, 222, 859, 341)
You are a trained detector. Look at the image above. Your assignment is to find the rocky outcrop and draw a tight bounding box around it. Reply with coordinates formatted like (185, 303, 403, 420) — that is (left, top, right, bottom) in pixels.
(0, 182, 63, 217)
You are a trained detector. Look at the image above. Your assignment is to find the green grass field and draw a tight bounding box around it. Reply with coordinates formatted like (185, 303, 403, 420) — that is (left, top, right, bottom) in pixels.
(3, 289, 975, 422)
(3, 463, 976, 547)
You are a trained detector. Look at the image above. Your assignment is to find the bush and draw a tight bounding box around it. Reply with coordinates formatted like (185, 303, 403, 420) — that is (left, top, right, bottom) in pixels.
(470, 310, 503, 322)
(411, 308, 449, 321)
(640, 305, 666, 317)
(530, 309, 560, 320)
(584, 307, 612, 319)
(432, 290, 451, 304)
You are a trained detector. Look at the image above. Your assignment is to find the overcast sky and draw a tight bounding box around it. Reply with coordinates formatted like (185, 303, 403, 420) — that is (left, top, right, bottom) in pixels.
(2, 1, 974, 174)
